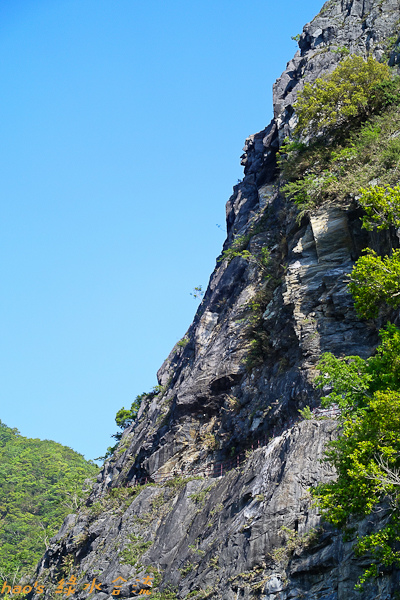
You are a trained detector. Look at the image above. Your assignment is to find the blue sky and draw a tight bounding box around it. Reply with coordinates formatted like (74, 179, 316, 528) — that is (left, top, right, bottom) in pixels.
(0, 0, 324, 462)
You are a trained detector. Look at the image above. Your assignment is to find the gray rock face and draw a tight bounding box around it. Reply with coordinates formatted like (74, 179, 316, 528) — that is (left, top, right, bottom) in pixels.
(36, 422, 341, 600)
(33, 0, 400, 598)
(272, 0, 400, 142)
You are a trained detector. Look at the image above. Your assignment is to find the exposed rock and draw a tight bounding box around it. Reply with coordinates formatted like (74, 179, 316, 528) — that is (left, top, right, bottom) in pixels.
(36, 421, 339, 599)
(32, 0, 400, 598)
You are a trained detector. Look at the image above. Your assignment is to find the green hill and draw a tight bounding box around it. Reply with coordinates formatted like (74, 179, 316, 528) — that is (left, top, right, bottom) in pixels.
(0, 420, 98, 580)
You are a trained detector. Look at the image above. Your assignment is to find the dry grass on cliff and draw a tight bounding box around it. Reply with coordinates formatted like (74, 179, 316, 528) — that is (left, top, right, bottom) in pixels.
(281, 104, 400, 215)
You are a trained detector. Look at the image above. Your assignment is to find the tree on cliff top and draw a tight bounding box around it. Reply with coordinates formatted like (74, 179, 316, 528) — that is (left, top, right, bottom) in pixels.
(294, 55, 394, 136)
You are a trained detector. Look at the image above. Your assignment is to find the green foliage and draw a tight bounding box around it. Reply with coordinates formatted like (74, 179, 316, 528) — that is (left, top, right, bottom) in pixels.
(316, 324, 400, 412)
(269, 526, 320, 567)
(372, 74, 400, 107)
(189, 483, 216, 506)
(257, 247, 271, 272)
(242, 280, 281, 370)
(357, 184, 400, 231)
(345, 184, 400, 318)
(145, 565, 161, 587)
(298, 405, 313, 420)
(191, 286, 204, 300)
(349, 249, 400, 318)
(358, 121, 382, 144)
(179, 563, 194, 576)
(142, 568, 178, 600)
(331, 45, 350, 56)
(381, 137, 400, 168)
(107, 485, 150, 508)
(282, 171, 337, 215)
(120, 534, 152, 567)
(366, 325, 400, 393)
(114, 409, 133, 430)
(218, 235, 250, 264)
(219, 235, 271, 275)
(82, 482, 149, 519)
(278, 59, 400, 218)
(291, 34, 300, 42)
(61, 554, 75, 576)
(314, 326, 400, 585)
(294, 55, 393, 136)
(115, 393, 146, 430)
(0, 420, 98, 579)
(188, 542, 205, 557)
(314, 390, 400, 581)
(152, 384, 167, 395)
(208, 556, 219, 569)
(280, 104, 400, 215)
(330, 144, 358, 165)
(164, 476, 202, 492)
(315, 353, 372, 413)
(355, 524, 400, 589)
(177, 337, 189, 347)
(209, 503, 223, 517)
(151, 493, 165, 510)
(318, 0, 334, 15)
(226, 395, 240, 412)
(277, 137, 307, 161)
(101, 386, 168, 461)
(221, 233, 250, 256)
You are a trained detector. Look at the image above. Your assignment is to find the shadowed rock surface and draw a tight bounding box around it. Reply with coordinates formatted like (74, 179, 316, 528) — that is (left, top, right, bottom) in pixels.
(32, 0, 400, 598)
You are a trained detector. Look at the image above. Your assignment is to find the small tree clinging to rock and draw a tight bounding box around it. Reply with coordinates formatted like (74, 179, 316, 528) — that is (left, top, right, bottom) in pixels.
(349, 184, 400, 318)
(294, 55, 393, 136)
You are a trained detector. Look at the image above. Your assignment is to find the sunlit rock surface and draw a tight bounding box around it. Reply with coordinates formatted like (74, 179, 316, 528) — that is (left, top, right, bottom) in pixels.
(33, 1, 400, 598)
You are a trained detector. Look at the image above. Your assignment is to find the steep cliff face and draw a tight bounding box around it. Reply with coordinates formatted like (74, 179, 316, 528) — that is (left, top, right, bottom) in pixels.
(33, 1, 400, 599)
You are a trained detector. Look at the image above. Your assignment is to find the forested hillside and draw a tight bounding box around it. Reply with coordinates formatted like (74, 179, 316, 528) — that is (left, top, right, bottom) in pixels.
(0, 421, 98, 581)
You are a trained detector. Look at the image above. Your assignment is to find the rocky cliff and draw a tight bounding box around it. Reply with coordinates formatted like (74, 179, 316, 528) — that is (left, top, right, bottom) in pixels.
(32, 1, 400, 599)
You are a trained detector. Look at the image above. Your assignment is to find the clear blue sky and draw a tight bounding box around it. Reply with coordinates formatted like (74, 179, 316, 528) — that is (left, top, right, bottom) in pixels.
(0, 0, 323, 462)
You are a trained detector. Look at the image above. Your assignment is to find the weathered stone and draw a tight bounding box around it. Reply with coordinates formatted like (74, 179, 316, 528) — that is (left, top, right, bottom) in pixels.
(31, 1, 400, 599)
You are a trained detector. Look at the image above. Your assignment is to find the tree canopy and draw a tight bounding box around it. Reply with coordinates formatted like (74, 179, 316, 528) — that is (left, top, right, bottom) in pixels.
(347, 184, 400, 318)
(294, 55, 394, 136)
(314, 326, 400, 586)
(0, 420, 98, 580)
(314, 177, 400, 585)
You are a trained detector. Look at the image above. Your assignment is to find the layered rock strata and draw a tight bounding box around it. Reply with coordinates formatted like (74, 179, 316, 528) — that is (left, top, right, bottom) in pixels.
(33, 0, 400, 598)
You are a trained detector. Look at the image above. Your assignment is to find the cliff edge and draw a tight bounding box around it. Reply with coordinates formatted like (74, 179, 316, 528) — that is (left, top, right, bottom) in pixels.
(32, 1, 400, 598)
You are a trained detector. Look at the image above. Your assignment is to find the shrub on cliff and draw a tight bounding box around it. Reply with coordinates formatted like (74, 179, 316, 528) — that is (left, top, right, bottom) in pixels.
(294, 55, 395, 137)
(313, 181, 400, 586)
(99, 386, 168, 461)
(115, 393, 144, 430)
(349, 249, 400, 318)
(280, 104, 400, 211)
(314, 325, 400, 588)
(349, 184, 400, 318)
(98, 392, 147, 460)
(357, 183, 400, 231)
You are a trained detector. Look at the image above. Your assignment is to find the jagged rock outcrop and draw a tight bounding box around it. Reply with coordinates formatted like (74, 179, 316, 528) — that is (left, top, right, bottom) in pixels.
(36, 421, 341, 599)
(32, 1, 400, 599)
